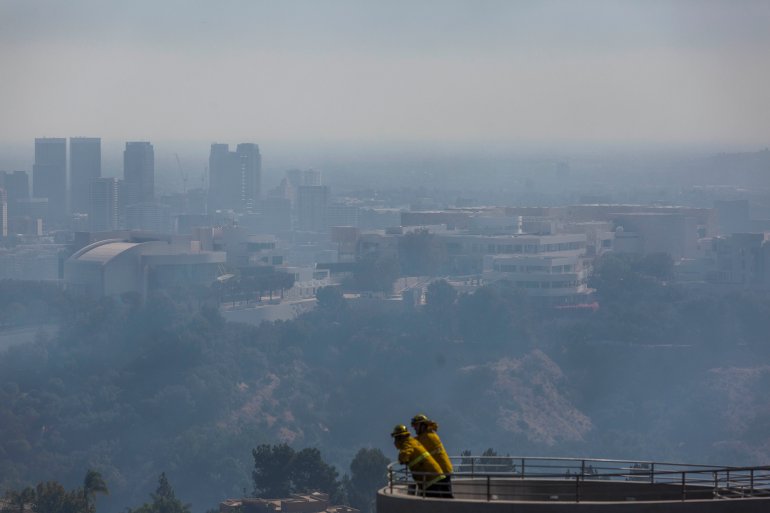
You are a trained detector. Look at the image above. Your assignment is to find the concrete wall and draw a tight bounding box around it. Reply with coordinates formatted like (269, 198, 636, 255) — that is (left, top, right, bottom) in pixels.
(221, 299, 316, 325)
(377, 479, 770, 513)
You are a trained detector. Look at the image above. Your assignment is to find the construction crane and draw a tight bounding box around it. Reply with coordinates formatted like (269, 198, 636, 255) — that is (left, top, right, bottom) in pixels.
(175, 153, 189, 194)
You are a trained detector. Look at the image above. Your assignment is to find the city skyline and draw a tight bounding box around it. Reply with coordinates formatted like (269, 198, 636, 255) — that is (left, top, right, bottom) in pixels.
(3, 3, 770, 512)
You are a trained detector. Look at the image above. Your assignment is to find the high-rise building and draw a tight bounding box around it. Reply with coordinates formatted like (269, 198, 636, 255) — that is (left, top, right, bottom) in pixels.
(297, 185, 329, 232)
(208, 143, 261, 212)
(0, 188, 8, 238)
(286, 168, 322, 187)
(0, 171, 29, 218)
(125, 202, 172, 233)
(123, 142, 155, 206)
(70, 137, 101, 214)
(90, 178, 120, 232)
(327, 203, 360, 228)
(33, 138, 67, 224)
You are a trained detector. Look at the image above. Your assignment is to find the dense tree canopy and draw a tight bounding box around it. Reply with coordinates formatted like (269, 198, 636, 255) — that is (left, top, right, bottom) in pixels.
(252, 445, 341, 502)
(345, 448, 389, 513)
(1, 470, 105, 513)
(3, 261, 770, 512)
(129, 473, 191, 513)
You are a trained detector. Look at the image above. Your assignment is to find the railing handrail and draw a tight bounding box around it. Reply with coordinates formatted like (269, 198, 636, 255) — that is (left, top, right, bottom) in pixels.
(454, 455, 739, 469)
(388, 455, 770, 472)
(385, 455, 770, 503)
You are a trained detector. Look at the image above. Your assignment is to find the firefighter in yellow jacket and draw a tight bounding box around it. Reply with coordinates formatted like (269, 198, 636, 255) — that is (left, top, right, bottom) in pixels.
(390, 424, 445, 497)
(411, 414, 453, 498)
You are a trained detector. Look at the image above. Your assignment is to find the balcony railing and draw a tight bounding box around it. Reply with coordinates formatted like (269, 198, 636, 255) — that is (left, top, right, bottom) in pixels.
(385, 456, 770, 502)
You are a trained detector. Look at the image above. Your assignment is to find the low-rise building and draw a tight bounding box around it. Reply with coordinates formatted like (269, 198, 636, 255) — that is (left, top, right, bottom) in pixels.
(483, 253, 592, 305)
(220, 492, 357, 513)
(436, 232, 588, 274)
(64, 238, 226, 297)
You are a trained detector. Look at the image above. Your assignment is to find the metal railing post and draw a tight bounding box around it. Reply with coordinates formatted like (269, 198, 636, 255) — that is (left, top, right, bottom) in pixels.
(713, 471, 718, 496)
(471, 458, 475, 477)
(650, 462, 655, 484)
(389, 467, 393, 494)
(486, 475, 491, 501)
(581, 460, 586, 478)
(681, 472, 686, 501)
(521, 458, 526, 479)
(576, 475, 581, 503)
(750, 469, 754, 495)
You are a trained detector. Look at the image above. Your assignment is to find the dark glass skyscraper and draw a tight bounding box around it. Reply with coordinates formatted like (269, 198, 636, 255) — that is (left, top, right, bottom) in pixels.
(207, 143, 261, 212)
(70, 137, 101, 214)
(123, 142, 154, 206)
(33, 137, 67, 224)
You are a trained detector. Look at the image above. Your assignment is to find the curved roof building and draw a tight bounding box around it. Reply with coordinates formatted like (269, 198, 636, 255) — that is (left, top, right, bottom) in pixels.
(65, 239, 225, 297)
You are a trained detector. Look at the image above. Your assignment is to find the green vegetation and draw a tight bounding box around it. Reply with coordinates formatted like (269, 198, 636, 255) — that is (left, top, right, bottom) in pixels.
(251, 444, 341, 502)
(128, 474, 190, 513)
(1, 470, 106, 513)
(346, 448, 390, 513)
(2, 259, 770, 511)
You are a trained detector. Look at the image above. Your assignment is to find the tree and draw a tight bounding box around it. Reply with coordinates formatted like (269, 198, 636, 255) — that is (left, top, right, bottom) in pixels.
(271, 271, 296, 299)
(316, 286, 347, 313)
(345, 448, 390, 513)
(352, 253, 399, 293)
(398, 229, 443, 276)
(83, 470, 108, 512)
(424, 279, 457, 321)
(130, 473, 191, 513)
(2, 487, 35, 513)
(637, 252, 674, 281)
(252, 444, 342, 501)
(35, 482, 84, 513)
(252, 444, 296, 498)
(290, 448, 342, 502)
(457, 286, 514, 344)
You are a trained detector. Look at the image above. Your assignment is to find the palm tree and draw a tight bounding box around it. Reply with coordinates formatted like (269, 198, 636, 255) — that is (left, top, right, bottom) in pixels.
(83, 470, 109, 512)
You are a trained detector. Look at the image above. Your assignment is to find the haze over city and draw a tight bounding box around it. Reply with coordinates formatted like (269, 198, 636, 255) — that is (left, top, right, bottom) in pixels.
(2, 2, 770, 513)
(2, 0, 769, 147)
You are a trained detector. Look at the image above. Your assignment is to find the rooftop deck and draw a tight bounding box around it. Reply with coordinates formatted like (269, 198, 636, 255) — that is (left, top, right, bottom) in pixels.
(378, 456, 770, 512)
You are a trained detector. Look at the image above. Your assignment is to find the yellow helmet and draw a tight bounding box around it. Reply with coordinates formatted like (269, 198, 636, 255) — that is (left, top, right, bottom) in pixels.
(411, 414, 429, 425)
(391, 424, 410, 437)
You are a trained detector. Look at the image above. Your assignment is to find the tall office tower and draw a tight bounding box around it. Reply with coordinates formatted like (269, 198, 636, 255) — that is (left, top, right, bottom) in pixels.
(89, 177, 120, 232)
(70, 137, 101, 214)
(0, 171, 29, 218)
(208, 143, 235, 212)
(302, 169, 321, 186)
(0, 188, 7, 238)
(123, 142, 155, 206)
(208, 143, 261, 212)
(33, 138, 67, 224)
(237, 143, 261, 211)
(297, 185, 329, 232)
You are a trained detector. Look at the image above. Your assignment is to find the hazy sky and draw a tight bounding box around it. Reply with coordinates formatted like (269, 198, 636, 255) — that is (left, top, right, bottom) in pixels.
(2, 0, 769, 146)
